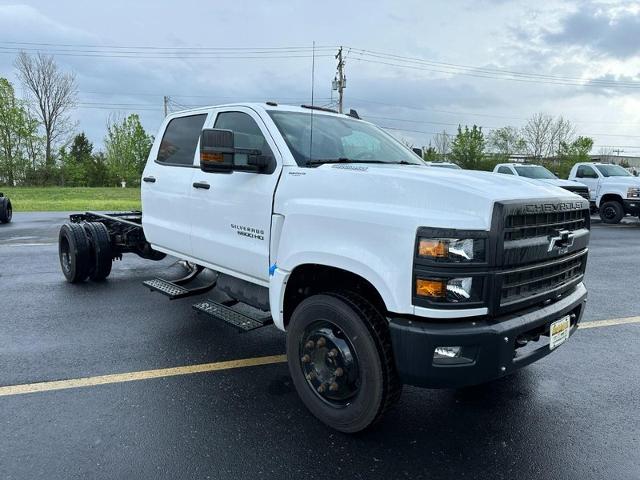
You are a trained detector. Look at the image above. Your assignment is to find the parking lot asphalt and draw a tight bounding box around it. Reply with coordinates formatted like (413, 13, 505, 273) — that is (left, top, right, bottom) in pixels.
(1, 212, 639, 480)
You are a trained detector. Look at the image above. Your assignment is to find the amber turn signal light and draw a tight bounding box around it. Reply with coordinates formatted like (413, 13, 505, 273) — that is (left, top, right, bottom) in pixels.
(416, 279, 446, 298)
(418, 239, 448, 258)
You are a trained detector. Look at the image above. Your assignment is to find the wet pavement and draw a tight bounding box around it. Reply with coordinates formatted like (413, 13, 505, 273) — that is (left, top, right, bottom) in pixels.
(0, 212, 639, 479)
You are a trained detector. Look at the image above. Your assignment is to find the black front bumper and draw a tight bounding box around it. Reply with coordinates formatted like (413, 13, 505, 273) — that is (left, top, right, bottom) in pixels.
(388, 283, 587, 389)
(623, 199, 640, 215)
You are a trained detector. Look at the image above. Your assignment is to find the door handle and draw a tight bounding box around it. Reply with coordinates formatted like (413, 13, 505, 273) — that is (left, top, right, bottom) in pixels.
(143, 176, 156, 183)
(193, 181, 210, 190)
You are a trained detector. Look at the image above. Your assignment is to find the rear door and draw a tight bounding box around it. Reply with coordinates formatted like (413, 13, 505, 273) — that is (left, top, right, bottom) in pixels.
(142, 112, 208, 256)
(574, 165, 600, 201)
(189, 107, 282, 284)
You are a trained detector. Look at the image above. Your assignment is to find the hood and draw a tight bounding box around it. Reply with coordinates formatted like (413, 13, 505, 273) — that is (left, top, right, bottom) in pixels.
(533, 178, 587, 188)
(277, 163, 584, 231)
(601, 176, 640, 188)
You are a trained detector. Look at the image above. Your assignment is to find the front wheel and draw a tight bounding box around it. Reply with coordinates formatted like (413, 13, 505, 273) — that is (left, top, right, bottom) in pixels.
(599, 200, 624, 224)
(286, 292, 401, 433)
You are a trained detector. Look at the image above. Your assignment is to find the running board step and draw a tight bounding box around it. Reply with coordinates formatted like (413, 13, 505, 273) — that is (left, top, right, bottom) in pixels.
(143, 278, 192, 299)
(143, 277, 216, 300)
(192, 300, 273, 332)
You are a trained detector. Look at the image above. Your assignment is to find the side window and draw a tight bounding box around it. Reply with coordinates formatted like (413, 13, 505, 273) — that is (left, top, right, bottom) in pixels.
(157, 114, 207, 166)
(214, 111, 273, 167)
(498, 166, 514, 175)
(577, 166, 597, 178)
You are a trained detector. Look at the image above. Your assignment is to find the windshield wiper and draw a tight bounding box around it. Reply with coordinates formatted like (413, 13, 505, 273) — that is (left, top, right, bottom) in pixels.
(306, 158, 418, 166)
(306, 158, 377, 166)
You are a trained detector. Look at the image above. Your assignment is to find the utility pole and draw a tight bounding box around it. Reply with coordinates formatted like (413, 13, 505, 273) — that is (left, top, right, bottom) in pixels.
(163, 96, 169, 117)
(332, 47, 346, 113)
(612, 148, 624, 156)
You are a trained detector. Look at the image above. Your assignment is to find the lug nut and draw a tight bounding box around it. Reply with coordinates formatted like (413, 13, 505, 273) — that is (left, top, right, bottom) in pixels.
(334, 367, 344, 377)
(317, 383, 327, 393)
(329, 382, 339, 392)
(305, 340, 315, 350)
(327, 348, 338, 358)
(317, 337, 326, 348)
(301, 354, 310, 363)
(306, 372, 317, 381)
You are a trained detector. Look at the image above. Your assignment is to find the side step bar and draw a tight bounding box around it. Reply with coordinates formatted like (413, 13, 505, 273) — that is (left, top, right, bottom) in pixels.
(193, 299, 273, 332)
(143, 264, 216, 300)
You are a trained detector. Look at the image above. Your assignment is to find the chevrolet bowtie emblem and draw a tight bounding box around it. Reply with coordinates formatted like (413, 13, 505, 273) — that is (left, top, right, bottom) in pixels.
(548, 229, 575, 252)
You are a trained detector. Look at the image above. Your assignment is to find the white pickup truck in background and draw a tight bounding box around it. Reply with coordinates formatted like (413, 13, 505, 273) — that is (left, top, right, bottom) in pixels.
(58, 103, 591, 432)
(568, 162, 640, 224)
(493, 163, 590, 201)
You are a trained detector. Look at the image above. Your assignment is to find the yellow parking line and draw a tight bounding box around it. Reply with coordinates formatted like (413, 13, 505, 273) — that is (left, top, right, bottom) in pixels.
(0, 316, 638, 399)
(579, 316, 640, 330)
(0, 354, 286, 398)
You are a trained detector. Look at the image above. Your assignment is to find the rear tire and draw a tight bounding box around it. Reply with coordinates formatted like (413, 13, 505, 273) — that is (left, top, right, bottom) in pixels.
(0, 197, 11, 223)
(286, 291, 401, 433)
(599, 200, 624, 224)
(83, 222, 113, 281)
(58, 223, 91, 283)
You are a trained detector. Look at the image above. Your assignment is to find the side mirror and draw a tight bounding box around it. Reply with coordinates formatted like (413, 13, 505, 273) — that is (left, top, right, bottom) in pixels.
(200, 128, 235, 173)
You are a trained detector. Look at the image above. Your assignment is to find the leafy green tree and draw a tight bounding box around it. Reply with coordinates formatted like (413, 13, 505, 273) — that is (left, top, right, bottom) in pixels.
(86, 152, 110, 187)
(60, 132, 93, 186)
(551, 136, 594, 178)
(423, 144, 438, 161)
(104, 114, 153, 186)
(0, 77, 40, 185)
(449, 125, 486, 170)
(487, 126, 525, 160)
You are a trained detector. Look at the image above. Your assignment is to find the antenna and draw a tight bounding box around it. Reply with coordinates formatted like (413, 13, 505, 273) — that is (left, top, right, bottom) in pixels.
(309, 41, 315, 163)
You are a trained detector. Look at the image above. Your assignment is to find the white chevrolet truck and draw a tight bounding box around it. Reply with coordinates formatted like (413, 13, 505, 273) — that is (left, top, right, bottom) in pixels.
(493, 163, 590, 201)
(58, 103, 590, 432)
(568, 162, 640, 224)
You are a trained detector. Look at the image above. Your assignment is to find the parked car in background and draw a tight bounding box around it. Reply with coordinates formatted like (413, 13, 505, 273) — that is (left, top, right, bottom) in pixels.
(493, 163, 590, 200)
(569, 162, 640, 224)
(424, 161, 461, 170)
(0, 192, 12, 223)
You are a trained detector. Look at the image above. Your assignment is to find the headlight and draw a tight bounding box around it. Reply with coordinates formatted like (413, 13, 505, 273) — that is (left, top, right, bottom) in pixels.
(415, 276, 483, 303)
(417, 237, 485, 262)
(628, 187, 640, 199)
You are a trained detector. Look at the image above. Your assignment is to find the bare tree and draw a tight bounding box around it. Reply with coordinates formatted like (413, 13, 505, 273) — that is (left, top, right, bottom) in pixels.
(548, 116, 575, 159)
(433, 130, 450, 159)
(521, 113, 575, 160)
(15, 52, 77, 167)
(521, 113, 553, 159)
(598, 146, 614, 163)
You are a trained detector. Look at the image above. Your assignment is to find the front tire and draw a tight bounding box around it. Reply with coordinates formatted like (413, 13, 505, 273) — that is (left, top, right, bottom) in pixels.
(286, 292, 401, 433)
(599, 200, 624, 224)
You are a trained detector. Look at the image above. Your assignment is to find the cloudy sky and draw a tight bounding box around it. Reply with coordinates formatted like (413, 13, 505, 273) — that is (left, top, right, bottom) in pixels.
(1, 0, 639, 154)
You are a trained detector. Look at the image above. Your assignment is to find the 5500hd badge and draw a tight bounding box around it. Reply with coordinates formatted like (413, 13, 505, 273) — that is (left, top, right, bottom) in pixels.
(231, 224, 265, 241)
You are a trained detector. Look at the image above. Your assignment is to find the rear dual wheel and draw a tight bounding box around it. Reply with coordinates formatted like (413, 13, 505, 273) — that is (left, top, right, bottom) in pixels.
(286, 292, 401, 433)
(58, 222, 112, 283)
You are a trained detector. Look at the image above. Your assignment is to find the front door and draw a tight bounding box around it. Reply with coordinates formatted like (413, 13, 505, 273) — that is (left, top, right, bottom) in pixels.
(189, 107, 282, 284)
(574, 165, 600, 201)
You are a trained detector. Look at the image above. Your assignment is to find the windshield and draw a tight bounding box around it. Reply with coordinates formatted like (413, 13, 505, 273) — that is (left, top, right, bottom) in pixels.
(595, 164, 631, 177)
(514, 165, 557, 179)
(267, 111, 424, 166)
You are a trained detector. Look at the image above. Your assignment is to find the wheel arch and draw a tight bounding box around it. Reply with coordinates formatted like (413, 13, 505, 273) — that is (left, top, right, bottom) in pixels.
(274, 262, 392, 331)
(599, 193, 624, 206)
